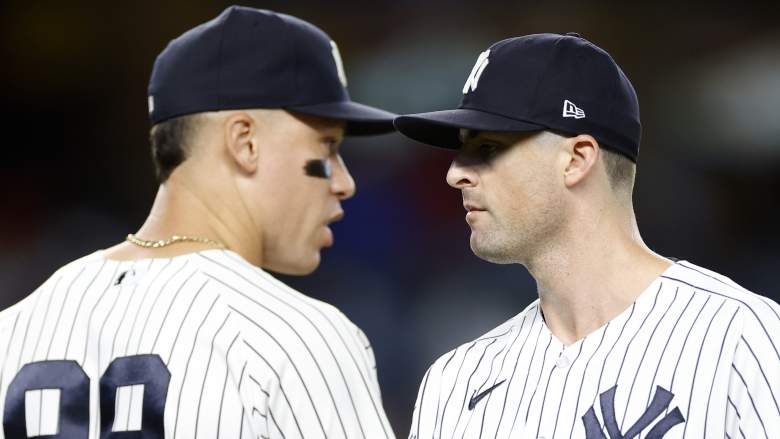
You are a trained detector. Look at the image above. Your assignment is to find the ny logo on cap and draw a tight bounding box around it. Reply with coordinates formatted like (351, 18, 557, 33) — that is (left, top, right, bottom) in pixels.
(330, 41, 348, 87)
(463, 50, 490, 94)
(563, 99, 586, 119)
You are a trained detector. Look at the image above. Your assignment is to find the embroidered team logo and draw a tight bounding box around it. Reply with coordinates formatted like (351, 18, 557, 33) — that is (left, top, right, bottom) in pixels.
(581, 385, 685, 438)
(462, 49, 491, 94)
(330, 41, 348, 87)
(563, 99, 586, 119)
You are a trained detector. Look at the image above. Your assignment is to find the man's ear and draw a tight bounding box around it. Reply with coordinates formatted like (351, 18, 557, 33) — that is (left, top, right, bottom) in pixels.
(224, 112, 259, 174)
(563, 134, 600, 188)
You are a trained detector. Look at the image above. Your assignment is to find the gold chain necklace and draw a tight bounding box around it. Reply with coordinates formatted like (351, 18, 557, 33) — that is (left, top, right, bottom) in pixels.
(126, 233, 225, 249)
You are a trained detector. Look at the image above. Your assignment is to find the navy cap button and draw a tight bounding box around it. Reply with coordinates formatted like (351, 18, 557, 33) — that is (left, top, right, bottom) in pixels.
(565, 32, 582, 38)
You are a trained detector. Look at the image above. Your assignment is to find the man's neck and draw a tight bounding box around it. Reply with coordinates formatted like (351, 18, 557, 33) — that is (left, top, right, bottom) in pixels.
(103, 178, 263, 265)
(527, 213, 672, 346)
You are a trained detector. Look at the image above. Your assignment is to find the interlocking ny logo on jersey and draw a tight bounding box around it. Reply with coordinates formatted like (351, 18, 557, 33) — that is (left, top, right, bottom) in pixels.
(462, 50, 490, 94)
(582, 385, 685, 439)
(563, 99, 586, 119)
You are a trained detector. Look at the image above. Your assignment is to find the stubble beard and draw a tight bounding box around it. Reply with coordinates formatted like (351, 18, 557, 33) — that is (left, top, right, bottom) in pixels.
(470, 209, 563, 266)
(470, 220, 527, 265)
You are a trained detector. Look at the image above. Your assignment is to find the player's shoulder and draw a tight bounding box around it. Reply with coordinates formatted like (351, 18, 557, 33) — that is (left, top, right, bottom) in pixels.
(472, 299, 539, 341)
(46, 248, 107, 273)
(195, 250, 347, 311)
(662, 260, 780, 331)
(192, 249, 363, 338)
(0, 299, 24, 336)
(0, 250, 106, 322)
(425, 300, 540, 378)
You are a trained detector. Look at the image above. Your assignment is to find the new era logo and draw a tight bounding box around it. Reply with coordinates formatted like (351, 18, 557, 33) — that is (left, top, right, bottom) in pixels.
(563, 99, 585, 119)
(463, 50, 490, 94)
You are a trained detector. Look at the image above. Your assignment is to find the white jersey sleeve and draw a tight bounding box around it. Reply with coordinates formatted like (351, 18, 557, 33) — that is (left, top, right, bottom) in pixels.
(200, 250, 395, 439)
(726, 302, 780, 438)
(234, 306, 391, 439)
(354, 325, 382, 398)
(408, 363, 434, 439)
(407, 313, 520, 439)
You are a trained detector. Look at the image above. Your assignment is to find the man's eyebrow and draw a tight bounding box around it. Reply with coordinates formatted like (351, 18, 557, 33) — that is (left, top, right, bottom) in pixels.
(460, 129, 513, 146)
(462, 133, 506, 148)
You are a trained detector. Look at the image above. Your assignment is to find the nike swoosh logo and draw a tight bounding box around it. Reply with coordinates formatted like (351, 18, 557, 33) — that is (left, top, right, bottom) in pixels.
(468, 379, 506, 410)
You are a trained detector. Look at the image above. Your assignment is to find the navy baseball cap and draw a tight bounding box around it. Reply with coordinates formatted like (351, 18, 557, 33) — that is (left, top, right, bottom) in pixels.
(394, 33, 641, 161)
(148, 6, 396, 135)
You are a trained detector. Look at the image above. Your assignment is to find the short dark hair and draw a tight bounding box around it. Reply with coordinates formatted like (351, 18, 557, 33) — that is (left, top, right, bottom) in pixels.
(541, 130, 636, 196)
(149, 114, 202, 182)
(600, 147, 636, 195)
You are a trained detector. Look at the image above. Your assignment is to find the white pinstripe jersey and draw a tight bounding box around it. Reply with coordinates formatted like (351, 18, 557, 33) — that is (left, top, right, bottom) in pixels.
(409, 261, 780, 439)
(0, 249, 395, 439)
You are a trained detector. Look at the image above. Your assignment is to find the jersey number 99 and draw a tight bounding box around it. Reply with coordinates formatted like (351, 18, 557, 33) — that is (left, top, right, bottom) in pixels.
(3, 354, 170, 438)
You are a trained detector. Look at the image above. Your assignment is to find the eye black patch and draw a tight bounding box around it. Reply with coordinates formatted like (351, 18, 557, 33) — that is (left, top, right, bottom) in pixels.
(304, 159, 332, 179)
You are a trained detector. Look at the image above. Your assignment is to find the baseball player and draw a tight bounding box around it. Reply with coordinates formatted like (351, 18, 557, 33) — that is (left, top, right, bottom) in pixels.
(394, 33, 780, 438)
(0, 6, 397, 438)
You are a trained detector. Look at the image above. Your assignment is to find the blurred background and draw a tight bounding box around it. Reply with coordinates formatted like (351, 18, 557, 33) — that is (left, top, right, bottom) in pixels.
(1, 0, 779, 435)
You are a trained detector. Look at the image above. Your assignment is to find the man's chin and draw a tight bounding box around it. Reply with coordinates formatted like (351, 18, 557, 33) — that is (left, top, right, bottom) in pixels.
(470, 236, 516, 265)
(266, 251, 321, 276)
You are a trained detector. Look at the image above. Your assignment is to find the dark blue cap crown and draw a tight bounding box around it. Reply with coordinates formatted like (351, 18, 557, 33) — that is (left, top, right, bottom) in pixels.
(148, 6, 396, 135)
(394, 33, 641, 160)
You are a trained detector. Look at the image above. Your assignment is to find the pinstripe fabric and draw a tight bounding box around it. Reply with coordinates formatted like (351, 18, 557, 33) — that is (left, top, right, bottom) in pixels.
(0, 249, 394, 438)
(408, 261, 780, 438)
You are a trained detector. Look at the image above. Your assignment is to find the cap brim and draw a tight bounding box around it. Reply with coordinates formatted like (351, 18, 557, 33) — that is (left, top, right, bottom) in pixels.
(288, 101, 397, 136)
(394, 108, 545, 149)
